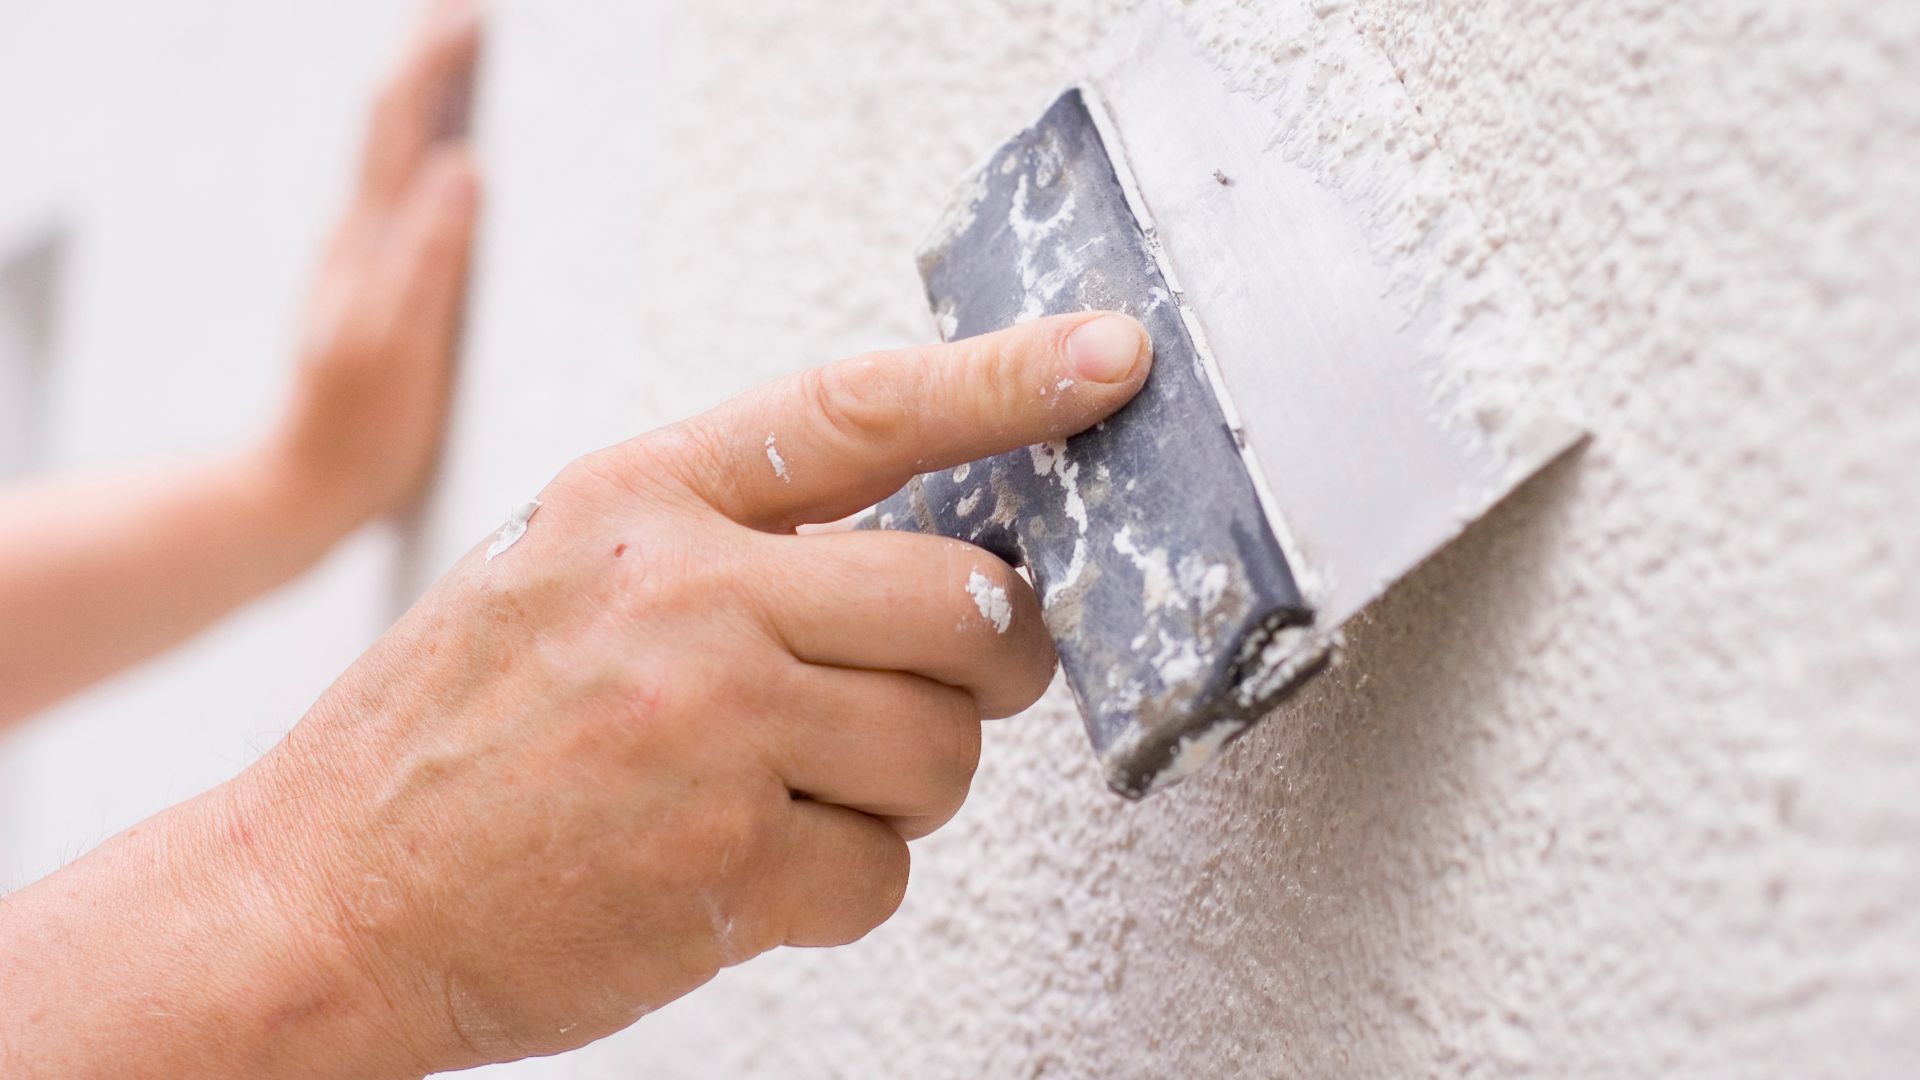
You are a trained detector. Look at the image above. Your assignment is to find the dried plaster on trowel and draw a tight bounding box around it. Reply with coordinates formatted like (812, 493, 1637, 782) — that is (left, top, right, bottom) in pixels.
(1026, 439, 1091, 603)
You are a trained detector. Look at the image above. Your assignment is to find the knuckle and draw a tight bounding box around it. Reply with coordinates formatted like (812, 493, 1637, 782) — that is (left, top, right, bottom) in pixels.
(801, 362, 906, 450)
(962, 335, 1023, 404)
(661, 789, 779, 891)
(699, 799, 765, 874)
(551, 449, 619, 497)
(641, 420, 748, 508)
(933, 333, 1028, 421)
(556, 441, 698, 513)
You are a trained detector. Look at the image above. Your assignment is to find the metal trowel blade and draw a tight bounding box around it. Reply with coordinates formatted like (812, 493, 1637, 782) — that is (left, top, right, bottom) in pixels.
(1089, 12, 1581, 638)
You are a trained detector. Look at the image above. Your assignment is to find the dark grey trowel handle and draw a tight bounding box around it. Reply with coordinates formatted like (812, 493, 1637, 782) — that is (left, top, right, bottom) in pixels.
(862, 89, 1324, 798)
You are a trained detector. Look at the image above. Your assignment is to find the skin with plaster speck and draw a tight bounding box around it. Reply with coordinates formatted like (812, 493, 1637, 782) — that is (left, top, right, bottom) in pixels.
(765, 433, 791, 482)
(965, 569, 1013, 634)
(484, 500, 541, 562)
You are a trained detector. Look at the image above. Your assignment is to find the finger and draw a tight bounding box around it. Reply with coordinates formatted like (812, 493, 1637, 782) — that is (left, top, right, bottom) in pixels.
(777, 800, 910, 947)
(386, 148, 480, 349)
(763, 663, 981, 840)
(662, 311, 1151, 531)
(359, 0, 483, 208)
(757, 530, 1056, 719)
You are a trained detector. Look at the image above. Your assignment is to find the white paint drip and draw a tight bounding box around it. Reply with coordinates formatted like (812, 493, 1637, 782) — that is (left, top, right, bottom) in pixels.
(1008, 176, 1087, 321)
(1055, 539, 1089, 602)
(765, 433, 790, 482)
(1178, 553, 1232, 615)
(1112, 526, 1176, 612)
(484, 500, 541, 561)
(919, 162, 990, 262)
(1027, 440, 1088, 533)
(1027, 440, 1092, 600)
(966, 570, 1013, 633)
(1150, 629, 1205, 687)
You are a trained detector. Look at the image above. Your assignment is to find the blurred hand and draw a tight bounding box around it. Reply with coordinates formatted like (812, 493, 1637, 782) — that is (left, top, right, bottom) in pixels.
(275, 0, 482, 526)
(0, 0, 483, 730)
(235, 311, 1152, 1071)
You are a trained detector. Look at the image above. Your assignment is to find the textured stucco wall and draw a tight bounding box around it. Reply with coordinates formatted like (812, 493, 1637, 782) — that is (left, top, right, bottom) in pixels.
(4, 0, 1918, 1076)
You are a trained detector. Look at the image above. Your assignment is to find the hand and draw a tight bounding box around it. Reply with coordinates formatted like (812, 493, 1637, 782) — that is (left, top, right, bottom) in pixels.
(233, 311, 1153, 1072)
(0, 0, 481, 729)
(272, 0, 481, 527)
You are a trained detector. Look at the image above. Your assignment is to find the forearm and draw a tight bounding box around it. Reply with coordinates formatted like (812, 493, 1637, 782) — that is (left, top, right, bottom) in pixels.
(0, 439, 362, 726)
(0, 770, 427, 1079)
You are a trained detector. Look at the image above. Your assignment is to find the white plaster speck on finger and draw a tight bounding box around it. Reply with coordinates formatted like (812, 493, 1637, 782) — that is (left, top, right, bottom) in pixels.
(765, 433, 791, 482)
(484, 500, 542, 561)
(966, 569, 1013, 633)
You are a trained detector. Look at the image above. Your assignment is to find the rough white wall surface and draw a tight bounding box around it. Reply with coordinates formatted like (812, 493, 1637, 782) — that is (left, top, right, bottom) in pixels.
(4, 0, 1917, 1076)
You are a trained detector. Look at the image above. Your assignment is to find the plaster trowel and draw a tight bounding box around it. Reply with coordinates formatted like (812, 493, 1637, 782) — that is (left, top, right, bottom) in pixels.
(866, 10, 1580, 798)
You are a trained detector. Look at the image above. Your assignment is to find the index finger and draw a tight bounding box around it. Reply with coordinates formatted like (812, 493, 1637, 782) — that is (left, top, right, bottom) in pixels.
(662, 311, 1151, 531)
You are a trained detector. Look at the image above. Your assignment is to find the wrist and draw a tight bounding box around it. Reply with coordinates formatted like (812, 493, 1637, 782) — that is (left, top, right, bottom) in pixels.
(210, 761, 445, 1078)
(226, 724, 485, 1075)
(244, 424, 380, 558)
(0, 777, 430, 1079)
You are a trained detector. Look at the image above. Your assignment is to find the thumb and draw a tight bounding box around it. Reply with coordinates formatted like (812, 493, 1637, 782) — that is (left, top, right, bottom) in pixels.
(643, 311, 1151, 531)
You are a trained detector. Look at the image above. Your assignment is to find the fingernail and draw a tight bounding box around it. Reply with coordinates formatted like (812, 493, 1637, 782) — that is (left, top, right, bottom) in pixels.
(1067, 315, 1148, 383)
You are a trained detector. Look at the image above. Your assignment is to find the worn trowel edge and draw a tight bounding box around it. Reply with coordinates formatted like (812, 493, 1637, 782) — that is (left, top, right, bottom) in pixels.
(1068, 86, 1345, 794)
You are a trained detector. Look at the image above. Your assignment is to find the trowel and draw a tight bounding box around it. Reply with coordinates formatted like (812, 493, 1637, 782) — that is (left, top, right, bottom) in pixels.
(867, 10, 1580, 798)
